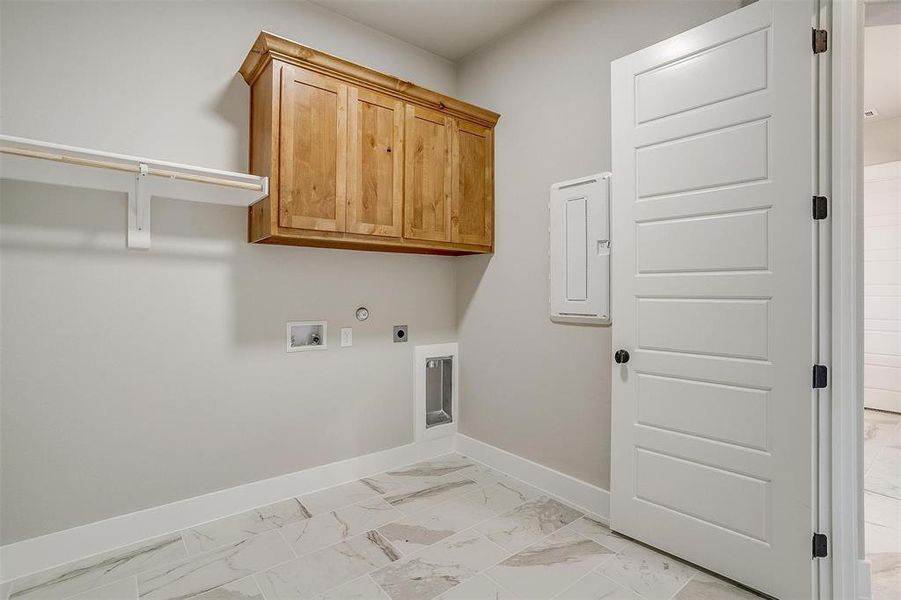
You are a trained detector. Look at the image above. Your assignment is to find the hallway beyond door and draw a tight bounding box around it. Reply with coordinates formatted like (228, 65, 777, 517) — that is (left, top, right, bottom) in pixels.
(864, 409, 901, 599)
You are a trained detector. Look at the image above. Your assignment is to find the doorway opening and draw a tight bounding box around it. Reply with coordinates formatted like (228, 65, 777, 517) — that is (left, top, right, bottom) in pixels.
(861, 4, 901, 599)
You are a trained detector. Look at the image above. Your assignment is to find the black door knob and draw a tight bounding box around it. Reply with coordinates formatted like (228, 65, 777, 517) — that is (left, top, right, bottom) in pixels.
(614, 349, 630, 364)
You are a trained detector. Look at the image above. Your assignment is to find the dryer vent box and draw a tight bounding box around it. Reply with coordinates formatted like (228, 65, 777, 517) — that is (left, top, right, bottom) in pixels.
(549, 173, 611, 325)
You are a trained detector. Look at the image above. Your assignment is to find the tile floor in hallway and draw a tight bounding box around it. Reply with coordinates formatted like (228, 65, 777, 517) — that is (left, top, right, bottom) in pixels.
(4, 453, 766, 600)
(864, 409, 901, 600)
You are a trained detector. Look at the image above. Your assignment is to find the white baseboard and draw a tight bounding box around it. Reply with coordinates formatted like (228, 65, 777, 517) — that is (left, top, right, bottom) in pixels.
(0, 436, 455, 584)
(455, 434, 610, 521)
(858, 558, 872, 600)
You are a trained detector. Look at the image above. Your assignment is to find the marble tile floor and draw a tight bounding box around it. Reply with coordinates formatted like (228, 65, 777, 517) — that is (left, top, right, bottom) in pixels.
(4, 453, 767, 600)
(864, 409, 901, 600)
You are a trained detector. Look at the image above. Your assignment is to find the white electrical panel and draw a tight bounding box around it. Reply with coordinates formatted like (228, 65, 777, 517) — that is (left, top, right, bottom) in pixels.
(549, 173, 611, 324)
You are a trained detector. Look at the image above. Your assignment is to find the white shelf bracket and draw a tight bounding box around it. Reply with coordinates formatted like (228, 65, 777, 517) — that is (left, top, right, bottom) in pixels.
(127, 163, 151, 250)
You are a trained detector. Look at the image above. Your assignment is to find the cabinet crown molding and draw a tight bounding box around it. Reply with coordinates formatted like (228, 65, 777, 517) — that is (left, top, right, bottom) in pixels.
(240, 31, 500, 128)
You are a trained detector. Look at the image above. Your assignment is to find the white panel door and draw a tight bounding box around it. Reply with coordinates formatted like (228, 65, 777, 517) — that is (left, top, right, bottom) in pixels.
(610, 2, 817, 598)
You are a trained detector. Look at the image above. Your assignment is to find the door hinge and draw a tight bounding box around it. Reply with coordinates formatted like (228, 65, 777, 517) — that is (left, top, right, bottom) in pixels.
(812, 28, 828, 54)
(812, 533, 828, 558)
(813, 196, 828, 220)
(813, 364, 828, 389)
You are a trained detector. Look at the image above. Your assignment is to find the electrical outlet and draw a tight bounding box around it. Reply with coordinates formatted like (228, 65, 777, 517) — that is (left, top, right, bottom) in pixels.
(341, 327, 353, 347)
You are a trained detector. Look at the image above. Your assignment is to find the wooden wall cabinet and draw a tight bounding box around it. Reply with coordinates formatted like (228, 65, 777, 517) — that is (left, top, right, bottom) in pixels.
(278, 66, 347, 233)
(241, 32, 499, 255)
(404, 104, 453, 243)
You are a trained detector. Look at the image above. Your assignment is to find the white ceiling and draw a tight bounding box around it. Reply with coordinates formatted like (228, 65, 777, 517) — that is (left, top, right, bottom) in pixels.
(314, 0, 899, 118)
(312, 0, 559, 61)
(864, 23, 901, 121)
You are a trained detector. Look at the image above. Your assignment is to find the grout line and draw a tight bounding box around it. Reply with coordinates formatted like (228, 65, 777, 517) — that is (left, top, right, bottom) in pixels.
(274, 527, 298, 560)
(319, 574, 390, 600)
(242, 574, 264, 598)
(298, 531, 403, 598)
(247, 553, 303, 594)
(10, 531, 197, 600)
(297, 487, 384, 517)
(178, 531, 190, 560)
(205, 532, 305, 589)
(242, 466, 498, 599)
(362, 574, 391, 600)
(456, 452, 604, 519)
(667, 572, 697, 599)
(383, 510, 510, 563)
(417, 531, 512, 600)
(284, 495, 406, 560)
(368, 571, 394, 600)
(126, 576, 139, 600)
(587, 554, 678, 600)
(596, 570, 653, 599)
(481, 530, 618, 600)
(360, 468, 549, 598)
(251, 573, 271, 600)
(297, 449, 460, 507)
(480, 570, 517, 596)
(208, 493, 400, 564)
(476, 529, 517, 556)
(548, 564, 609, 599)
(239, 475, 486, 583)
(430, 511, 598, 597)
(373, 469, 505, 525)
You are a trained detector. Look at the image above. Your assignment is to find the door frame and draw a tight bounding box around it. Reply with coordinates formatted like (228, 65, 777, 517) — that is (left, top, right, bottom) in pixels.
(826, 0, 868, 598)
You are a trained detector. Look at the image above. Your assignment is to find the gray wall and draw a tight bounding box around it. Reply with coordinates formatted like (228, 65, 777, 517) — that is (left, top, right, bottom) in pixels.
(1, 0, 745, 544)
(865, 117, 901, 166)
(0, 1, 457, 544)
(454, 0, 741, 489)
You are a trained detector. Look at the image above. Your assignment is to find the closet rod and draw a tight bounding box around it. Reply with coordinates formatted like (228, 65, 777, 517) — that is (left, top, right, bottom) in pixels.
(0, 145, 264, 192)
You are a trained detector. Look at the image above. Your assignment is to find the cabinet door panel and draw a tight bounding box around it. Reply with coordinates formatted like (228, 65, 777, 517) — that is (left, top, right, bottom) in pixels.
(404, 105, 452, 242)
(347, 88, 404, 236)
(452, 120, 493, 247)
(279, 66, 347, 232)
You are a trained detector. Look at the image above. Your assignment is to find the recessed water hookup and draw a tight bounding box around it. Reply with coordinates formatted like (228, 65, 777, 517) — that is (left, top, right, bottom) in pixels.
(287, 321, 327, 352)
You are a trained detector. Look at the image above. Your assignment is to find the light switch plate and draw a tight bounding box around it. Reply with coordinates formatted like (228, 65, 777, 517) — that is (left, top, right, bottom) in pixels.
(341, 327, 353, 347)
